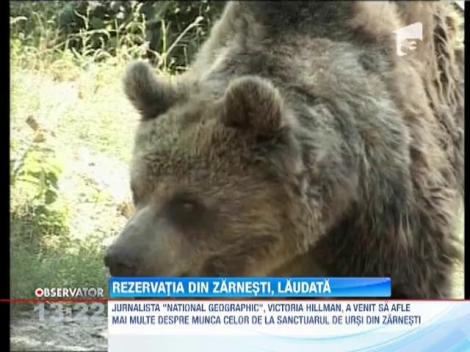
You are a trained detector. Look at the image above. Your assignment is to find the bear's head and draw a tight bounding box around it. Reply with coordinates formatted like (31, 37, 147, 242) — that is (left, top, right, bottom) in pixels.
(104, 61, 311, 277)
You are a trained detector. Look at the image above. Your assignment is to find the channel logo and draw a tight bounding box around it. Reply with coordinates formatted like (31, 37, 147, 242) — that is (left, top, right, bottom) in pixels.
(34, 287, 104, 298)
(393, 22, 423, 57)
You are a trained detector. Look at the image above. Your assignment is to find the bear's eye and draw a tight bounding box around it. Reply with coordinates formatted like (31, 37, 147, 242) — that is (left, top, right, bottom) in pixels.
(180, 200, 198, 211)
(168, 195, 203, 214)
(169, 197, 200, 214)
(163, 193, 212, 232)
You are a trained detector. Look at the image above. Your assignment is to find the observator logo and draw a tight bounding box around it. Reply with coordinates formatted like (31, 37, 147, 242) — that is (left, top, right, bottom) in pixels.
(35, 287, 104, 298)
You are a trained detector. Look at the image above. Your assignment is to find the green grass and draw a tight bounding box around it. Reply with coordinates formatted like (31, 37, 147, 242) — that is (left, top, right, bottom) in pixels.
(10, 58, 135, 298)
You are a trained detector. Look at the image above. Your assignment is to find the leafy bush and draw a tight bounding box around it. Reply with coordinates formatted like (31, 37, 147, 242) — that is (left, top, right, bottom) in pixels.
(11, 120, 68, 250)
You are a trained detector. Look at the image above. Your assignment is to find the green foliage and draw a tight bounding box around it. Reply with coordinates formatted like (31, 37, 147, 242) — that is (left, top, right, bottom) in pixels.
(11, 239, 108, 299)
(13, 148, 62, 205)
(11, 124, 67, 247)
(9, 113, 113, 298)
(10, 0, 224, 74)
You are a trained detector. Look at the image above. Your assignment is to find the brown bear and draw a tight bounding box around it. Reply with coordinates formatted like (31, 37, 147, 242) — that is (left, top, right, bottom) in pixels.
(104, 1, 464, 298)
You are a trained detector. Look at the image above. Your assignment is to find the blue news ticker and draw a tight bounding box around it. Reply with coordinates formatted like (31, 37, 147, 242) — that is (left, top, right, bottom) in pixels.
(109, 277, 391, 298)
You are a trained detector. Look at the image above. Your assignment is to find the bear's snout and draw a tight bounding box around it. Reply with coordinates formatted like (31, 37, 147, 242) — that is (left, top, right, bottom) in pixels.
(104, 245, 139, 277)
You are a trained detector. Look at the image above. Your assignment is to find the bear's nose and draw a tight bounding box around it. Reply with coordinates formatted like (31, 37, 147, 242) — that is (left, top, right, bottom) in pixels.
(104, 246, 138, 276)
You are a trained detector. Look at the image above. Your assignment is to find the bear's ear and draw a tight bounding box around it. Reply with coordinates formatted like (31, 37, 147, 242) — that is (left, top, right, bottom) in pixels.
(123, 61, 177, 120)
(221, 76, 285, 135)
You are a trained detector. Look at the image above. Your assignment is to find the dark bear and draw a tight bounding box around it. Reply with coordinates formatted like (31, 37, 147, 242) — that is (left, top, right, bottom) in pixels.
(104, 1, 464, 298)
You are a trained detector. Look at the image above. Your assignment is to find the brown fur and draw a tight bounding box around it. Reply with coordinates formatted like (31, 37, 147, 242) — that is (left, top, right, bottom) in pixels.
(105, 2, 464, 298)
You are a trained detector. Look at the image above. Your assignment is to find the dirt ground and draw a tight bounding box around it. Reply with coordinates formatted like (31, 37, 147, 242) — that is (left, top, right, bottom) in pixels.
(10, 306, 107, 352)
